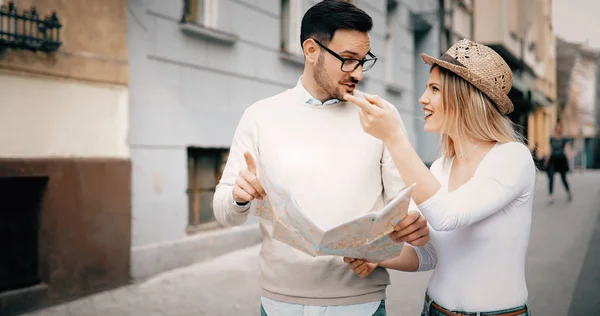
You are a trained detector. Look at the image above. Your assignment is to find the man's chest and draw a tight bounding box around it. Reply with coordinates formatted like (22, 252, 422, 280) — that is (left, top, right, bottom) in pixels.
(255, 110, 382, 182)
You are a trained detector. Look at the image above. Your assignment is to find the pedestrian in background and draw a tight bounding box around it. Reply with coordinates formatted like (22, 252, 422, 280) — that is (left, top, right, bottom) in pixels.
(545, 122, 573, 204)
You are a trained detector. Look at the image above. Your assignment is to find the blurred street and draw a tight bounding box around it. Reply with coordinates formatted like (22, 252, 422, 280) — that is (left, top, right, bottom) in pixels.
(23, 170, 600, 316)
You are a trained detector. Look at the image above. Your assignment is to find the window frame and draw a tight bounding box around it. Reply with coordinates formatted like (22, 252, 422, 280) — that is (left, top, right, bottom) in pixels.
(186, 147, 229, 233)
(182, 0, 218, 29)
(280, 0, 303, 56)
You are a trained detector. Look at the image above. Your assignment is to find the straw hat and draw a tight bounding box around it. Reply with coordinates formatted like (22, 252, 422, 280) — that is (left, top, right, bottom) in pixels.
(421, 38, 514, 115)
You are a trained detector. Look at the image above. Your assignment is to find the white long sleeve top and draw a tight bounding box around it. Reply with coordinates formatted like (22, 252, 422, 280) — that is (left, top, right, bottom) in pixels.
(412, 141, 536, 312)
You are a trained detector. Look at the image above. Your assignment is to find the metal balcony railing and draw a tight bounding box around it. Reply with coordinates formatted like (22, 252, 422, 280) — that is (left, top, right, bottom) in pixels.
(0, 1, 62, 53)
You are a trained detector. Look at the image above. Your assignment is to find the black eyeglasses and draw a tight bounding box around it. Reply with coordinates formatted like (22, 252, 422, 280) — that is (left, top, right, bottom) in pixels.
(312, 39, 377, 72)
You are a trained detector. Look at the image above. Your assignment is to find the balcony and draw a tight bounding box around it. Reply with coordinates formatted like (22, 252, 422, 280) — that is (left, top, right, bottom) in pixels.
(0, 1, 62, 53)
(473, 0, 532, 70)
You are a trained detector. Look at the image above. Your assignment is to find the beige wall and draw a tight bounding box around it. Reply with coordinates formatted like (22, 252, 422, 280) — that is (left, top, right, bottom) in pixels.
(475, 0, 551, 72)
(532, 0, 558, 156)
(451, 2, 472, 39)
(538, 0, 557, 102)
(529, 106, 557, 156)
(474, 0, 503, 42)
(0, 2, 130, 311)
(443, 0, 474, 43)
(0, 0, 129, 158)
(0, 72, 129, 158)
(0, 0, 128, 86)
(557, 52, 597, 138)
(475, 0, 521, 57)
(475, 0, 558, 156)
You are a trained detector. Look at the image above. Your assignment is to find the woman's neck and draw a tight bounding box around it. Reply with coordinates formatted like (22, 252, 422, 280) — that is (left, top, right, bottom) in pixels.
(451, 136, 496, 162)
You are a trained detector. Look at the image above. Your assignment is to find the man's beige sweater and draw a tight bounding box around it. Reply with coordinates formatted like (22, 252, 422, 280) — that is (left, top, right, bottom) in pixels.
(213, 81, 411, 306)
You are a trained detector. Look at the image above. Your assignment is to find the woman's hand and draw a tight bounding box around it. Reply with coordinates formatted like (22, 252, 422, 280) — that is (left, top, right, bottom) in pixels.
(391, 210, 430, 247)
(344, 93, 408, 145)
(343, 257, 379, 278)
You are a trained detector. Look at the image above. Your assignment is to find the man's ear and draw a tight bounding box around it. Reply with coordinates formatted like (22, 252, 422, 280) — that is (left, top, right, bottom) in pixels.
(303, 39, 319, 64)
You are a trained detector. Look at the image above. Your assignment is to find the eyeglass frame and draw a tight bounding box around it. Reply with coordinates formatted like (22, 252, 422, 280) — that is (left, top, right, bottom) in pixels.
(312, 38, 378, 73)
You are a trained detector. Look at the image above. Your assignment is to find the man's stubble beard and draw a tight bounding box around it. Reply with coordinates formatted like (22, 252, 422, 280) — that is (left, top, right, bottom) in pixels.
(313, 55, 345, 101)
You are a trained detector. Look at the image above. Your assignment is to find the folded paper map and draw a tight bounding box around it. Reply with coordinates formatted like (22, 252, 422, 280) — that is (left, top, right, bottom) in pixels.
(252, 159, 415, 262)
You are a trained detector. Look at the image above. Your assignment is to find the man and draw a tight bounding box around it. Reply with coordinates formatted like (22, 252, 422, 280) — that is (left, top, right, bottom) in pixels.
(213, 1, 429, 315)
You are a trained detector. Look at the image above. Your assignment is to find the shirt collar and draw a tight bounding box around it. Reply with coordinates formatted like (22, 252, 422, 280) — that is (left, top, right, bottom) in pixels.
(295, 77, 341, 106)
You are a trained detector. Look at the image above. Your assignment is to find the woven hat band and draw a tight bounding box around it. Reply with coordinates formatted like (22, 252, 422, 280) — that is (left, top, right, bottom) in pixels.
(439, 53, 466, 68)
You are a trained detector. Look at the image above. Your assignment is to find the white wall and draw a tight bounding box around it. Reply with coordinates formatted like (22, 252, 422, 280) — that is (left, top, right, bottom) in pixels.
(0, 72, 129, 158)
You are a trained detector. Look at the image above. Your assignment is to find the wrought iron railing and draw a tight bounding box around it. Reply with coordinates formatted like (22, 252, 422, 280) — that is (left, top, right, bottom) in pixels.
(0, 1, 62, 53)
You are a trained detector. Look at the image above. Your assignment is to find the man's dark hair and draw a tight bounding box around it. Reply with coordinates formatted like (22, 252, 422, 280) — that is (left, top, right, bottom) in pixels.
(300, 0, 373, 49)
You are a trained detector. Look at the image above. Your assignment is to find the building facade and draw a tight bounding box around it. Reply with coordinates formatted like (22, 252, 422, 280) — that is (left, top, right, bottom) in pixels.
(438, 0, 474, 50)
(409, 0, 473, 164)
(0, 0, 130, 315)
(473, 0, 557, 164)
(596, 55, 600, 168)
(526, 0, 557, 160)
(557, 37, 599, 169)
(127, 0, 442, 280)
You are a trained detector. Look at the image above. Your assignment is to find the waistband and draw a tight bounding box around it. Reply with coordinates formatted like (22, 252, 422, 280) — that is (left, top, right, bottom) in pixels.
(425, 293, 528, 316)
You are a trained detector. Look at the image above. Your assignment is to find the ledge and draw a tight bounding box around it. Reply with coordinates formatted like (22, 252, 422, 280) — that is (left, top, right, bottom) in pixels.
(131, 224, 261, 280)
(279, 51, 305, 67)
(385, 82, 405, 96)
(186, 221, 222, 234)
(179, 22, 238, 45)
(0, 283, 49, 315)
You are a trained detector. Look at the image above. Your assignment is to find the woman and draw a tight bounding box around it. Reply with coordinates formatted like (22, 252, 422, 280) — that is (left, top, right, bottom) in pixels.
(545, 122, 573, 204)
(344, 39, 535, 316)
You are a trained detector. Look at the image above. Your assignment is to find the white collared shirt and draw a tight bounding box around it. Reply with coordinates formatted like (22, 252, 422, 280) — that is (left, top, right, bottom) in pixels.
(296, 77, 341, 106)
(261, 296, 381, 316)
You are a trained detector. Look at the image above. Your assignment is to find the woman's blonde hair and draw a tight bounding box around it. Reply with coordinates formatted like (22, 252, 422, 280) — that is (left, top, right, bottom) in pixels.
(434, 65, 524, 161)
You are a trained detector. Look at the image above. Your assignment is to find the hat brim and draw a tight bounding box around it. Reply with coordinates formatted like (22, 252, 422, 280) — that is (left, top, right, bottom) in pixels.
(420, 53, 514, 115)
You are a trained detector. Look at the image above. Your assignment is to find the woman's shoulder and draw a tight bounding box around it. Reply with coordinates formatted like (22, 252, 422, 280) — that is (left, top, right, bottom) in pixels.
(495, 141, 530, 153)
(481, 142, 536, 188)
(490, 142, 535, 169)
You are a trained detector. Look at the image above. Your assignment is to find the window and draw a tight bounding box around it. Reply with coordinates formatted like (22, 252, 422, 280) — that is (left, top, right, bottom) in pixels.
(385, 0, 399, 84)
(187, 147, 229, 232)
(439, 0, 473, 53)
(182, 0, 217, 29)
(280, 0, 302, 55)
(0, 176, 47, 292)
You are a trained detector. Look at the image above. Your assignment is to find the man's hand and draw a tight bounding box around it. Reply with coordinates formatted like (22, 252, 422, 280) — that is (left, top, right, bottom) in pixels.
(391, 210, 429, 247)
(344, 257, 378, 278)
(232, 152, 266, 204)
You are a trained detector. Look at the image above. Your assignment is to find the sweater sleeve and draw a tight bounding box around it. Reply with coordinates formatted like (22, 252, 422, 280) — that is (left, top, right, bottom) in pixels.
(213, 107, 259, 227)
(381, 146, 418, 211)
(410, 242, 438, 271)
(418, 143, 535, 231)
